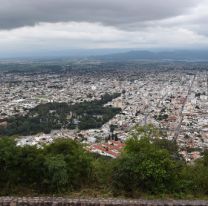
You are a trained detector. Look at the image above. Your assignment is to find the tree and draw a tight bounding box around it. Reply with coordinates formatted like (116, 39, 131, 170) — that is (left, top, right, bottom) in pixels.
(16, 145, 45, 187)
(0, 138, 93, 194)
(43, 155, 68, 192)
(0, 138, 19, 191)
(92, 158, 114, 188)
(153, 138, 181, 160)
(112, 126, 179, 195)
(43, 139, 92, 190)
(184, 151, 208, 195)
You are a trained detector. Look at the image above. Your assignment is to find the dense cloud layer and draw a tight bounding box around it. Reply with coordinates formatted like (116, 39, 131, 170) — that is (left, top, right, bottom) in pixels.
(0, 0, 208, 57)
(0, 0, 198, 30)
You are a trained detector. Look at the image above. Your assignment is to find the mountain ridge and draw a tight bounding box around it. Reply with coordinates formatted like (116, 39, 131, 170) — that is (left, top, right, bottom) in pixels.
(95, 50, 208, 61)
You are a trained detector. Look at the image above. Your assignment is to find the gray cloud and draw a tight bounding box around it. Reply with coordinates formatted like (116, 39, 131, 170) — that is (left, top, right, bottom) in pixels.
(1, 0, 208, 58)
(0, 0, 198, 30)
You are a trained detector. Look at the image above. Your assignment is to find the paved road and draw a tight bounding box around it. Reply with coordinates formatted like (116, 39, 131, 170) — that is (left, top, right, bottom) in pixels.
(173, 74, 196, 141)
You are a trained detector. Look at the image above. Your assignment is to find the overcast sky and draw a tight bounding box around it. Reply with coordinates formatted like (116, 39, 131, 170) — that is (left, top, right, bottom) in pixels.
(1, 0, 208, 57)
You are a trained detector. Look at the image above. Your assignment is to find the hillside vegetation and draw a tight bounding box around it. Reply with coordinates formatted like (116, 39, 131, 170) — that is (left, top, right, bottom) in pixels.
(0, 125, 208, 198)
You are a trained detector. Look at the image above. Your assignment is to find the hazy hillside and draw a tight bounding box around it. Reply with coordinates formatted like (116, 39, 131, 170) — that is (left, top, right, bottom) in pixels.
(97, 50, 208, 61)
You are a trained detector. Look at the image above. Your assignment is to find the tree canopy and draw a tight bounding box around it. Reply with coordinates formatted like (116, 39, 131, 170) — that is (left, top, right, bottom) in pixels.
(0, 125, 208, 198)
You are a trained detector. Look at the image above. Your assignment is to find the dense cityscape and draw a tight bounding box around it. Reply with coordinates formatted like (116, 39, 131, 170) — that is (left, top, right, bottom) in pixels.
(2, 0, 208, 202)
(0, 61, 207, 162)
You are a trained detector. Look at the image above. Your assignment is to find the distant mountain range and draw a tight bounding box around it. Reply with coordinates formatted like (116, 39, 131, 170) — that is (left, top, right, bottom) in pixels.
(95, 50, 208, 61)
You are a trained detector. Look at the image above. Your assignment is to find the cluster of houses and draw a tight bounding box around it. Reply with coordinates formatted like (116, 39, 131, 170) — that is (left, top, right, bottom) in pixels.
(0, 67, 207, 161)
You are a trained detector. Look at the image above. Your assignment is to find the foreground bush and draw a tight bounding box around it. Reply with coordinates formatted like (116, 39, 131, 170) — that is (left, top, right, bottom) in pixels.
(112, 137, 179, 196)
(0, 138, 92, 194)
(1, 125, 208, 198)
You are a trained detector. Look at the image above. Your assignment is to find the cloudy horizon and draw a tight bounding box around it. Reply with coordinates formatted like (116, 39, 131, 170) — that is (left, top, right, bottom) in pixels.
(1, 0, 208, 58)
